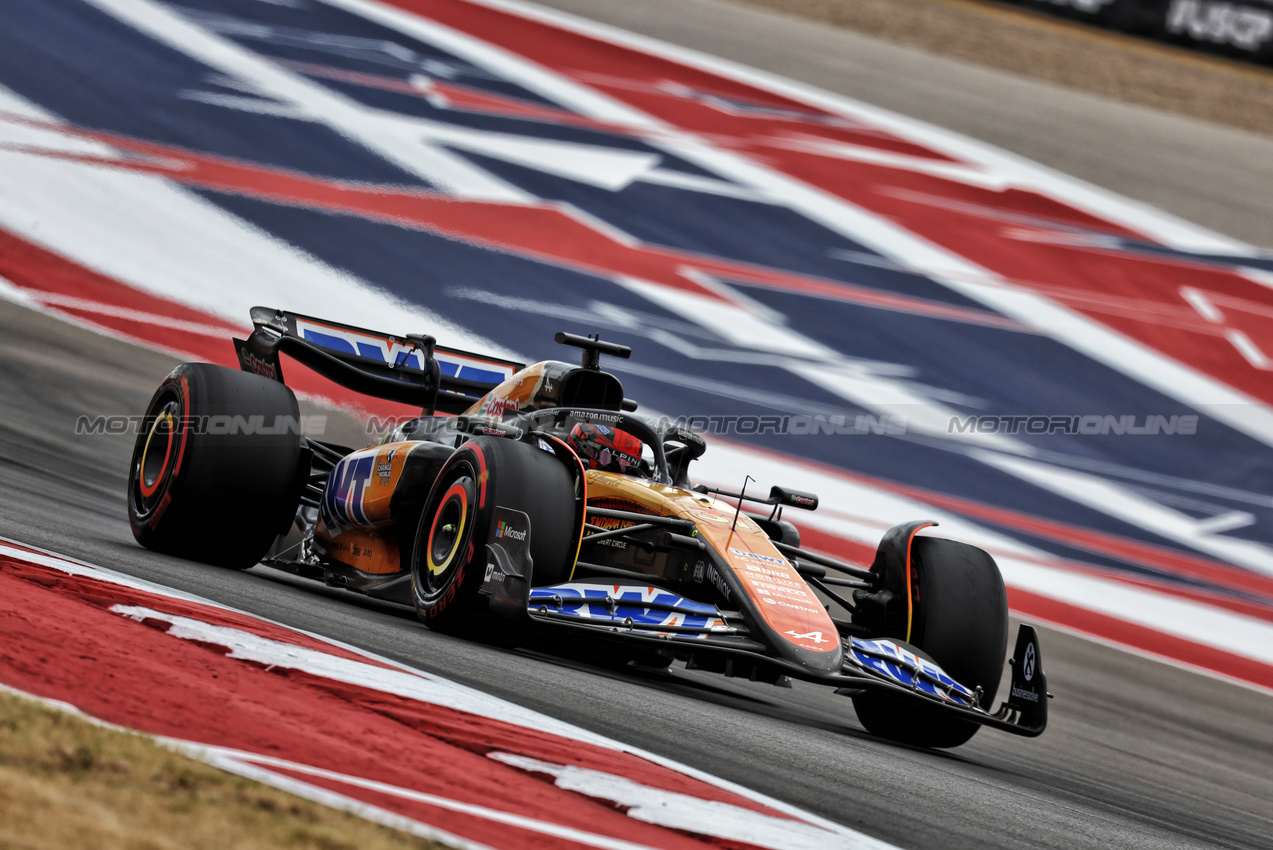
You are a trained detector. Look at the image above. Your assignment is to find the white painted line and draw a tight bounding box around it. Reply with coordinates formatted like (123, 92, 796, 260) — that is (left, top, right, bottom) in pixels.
(488, 753, 894, 850)
(1193, 511, 1256, 535)
(1225, 330, 1271, 369)
(205, 748, 669, 850)
(108, 603, 620, 744)
(21, 292, 241, 337)
(1181, 286, 1224, 323)
(200, 753, 497, 850)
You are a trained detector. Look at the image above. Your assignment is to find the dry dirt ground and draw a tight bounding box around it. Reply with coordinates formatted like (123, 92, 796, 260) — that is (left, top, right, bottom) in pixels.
(738, 0, 1273, 137)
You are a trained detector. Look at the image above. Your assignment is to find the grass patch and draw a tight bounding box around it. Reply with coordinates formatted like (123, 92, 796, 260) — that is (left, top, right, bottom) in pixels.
(0, 689, 453, 850)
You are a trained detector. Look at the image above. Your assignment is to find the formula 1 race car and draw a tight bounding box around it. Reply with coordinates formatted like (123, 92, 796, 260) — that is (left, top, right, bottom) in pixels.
(127, 307, 1049, 748)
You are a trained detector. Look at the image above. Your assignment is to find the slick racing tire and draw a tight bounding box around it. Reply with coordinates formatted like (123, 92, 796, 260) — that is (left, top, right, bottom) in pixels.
(127, 363, 303, 570)
(853, 537, 1008, 749)
(410, 436, 577, 633)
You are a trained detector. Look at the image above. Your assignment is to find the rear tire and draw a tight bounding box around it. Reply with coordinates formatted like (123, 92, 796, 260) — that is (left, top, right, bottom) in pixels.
(853, 537, 1008, 748)
(127, 363, 302, 569)
(410, 437, 578, 632)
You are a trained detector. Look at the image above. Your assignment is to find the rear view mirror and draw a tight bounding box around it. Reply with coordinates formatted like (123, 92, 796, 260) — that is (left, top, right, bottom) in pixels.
(769, 485, 818, 511)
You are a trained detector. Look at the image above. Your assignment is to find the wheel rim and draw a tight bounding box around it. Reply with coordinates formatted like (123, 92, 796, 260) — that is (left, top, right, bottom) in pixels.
(131, 396, 181, 518)
(139, 406, 176, 496)
(424, 473, 475, 596)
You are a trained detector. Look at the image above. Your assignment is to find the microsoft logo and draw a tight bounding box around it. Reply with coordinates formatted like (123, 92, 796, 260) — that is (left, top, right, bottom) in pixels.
(496, 521, 527, 541)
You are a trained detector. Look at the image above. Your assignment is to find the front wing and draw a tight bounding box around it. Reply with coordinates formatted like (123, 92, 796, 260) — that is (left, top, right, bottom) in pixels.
(517, 578, 1049, 738)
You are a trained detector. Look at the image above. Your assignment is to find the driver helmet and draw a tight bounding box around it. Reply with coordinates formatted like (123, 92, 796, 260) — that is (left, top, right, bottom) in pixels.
(568, 422, 643, 475)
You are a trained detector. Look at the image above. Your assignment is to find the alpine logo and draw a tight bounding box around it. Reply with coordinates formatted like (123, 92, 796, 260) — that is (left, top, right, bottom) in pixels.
(784, 629, 829, 644)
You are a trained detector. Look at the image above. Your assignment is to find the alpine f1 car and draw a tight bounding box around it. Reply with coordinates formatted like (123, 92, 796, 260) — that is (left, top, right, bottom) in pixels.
(127, 307, 1049, 748)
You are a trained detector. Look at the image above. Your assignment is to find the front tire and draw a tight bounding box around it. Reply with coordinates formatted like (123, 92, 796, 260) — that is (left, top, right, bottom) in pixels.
(410, 437, 578, 632)
(853, 536, 1008, 748)
(127, 363, 302, 569)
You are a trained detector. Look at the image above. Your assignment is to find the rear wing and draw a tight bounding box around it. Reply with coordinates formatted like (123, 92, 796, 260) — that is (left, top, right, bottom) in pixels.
(233, 306, 523, 414)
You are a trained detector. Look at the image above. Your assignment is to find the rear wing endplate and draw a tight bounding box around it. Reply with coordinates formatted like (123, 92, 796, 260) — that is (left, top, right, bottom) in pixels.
(233, 306, 523, 414)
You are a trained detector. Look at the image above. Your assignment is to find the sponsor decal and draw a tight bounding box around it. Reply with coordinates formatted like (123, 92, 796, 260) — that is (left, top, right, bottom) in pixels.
(495, 520, 527, 541)
(738, 563, 803, 580)
(591, 538, 628, 550)
(569, 410, 623, 424)
(319, 454, 376, 533)
(784, 629, 829, 644)
(375, 448, 396, 484)
(1023, 642, 1036, 682)
(848, 639, 976, 704)
(738, 568, 805, 590)
(588, 503, 641, 552)
(469, 421, 522, 438)
(728, 547, 788, 566)
(478, 395, 520, 419)
(528, 584, 724, 638)
(237, 347, 277, 380)
(1011, 684, 1041, 703)
(751, 581, 812, 600)
(706, 564, 732, 602)
(296, 320, 424, 371)
(435, 350, 520, 385)
(586, 496, 657, 537)
(1167, 0, 1273, 51)
(686, 507, 758, 531)
(483, 562, 506, 583)
(589, 514, 637, 532)
(767, 599, 821, 614)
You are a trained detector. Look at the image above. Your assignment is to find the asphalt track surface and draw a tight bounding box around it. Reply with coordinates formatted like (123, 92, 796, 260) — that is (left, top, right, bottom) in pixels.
(1, 3, 1271, 849)
(2, 299, 1271, 850)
